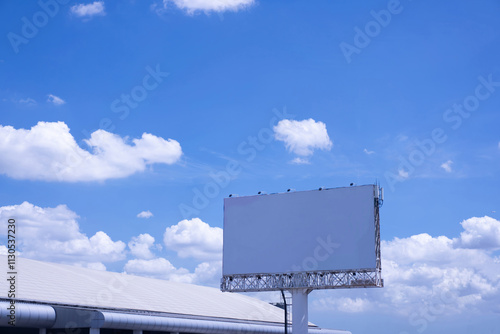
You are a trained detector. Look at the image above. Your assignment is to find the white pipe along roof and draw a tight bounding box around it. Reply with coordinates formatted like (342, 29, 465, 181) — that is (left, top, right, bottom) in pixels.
(0, 301, 55, 328)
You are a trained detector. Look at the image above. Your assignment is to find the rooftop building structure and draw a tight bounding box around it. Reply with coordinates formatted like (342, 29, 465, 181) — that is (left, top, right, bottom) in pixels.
(0, 255, 351, 334)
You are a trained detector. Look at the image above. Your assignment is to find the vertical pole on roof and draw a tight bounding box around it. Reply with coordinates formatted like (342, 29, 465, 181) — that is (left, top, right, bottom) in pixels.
(281, 289, 288, 334)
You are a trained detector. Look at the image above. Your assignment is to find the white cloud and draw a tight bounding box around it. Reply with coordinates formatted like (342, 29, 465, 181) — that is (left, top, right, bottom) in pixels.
(70, 1, 106, 18)
(0, 202, 126, 264)
(124, 219, 223, 285)
(363, 148, 375, 155)
(191, 260, 222, 285)
(454, 216, 500, 250)
(290, 157, 310, 165)
(398, 169, 409, 179)
(441, 159, 453, 173)
(137, 210, 153, 219)
(74, 262, 107, 271)
(163, 0, 254, 14)
(18, 98, 37, 106)
(123, 257, 221, 285)
(128, 234, 156, 259)
(47, 94, 66, 105)
(273, 118, 332, 157)
(123, 257, 192, 283)
(163, 218, 222, 261)
(311, 216, 500, 318)
(123, 258, 190, 282)
(314, 297, 371, 313)
(86, 262, 106, 271)
(0, 121, 182, 182)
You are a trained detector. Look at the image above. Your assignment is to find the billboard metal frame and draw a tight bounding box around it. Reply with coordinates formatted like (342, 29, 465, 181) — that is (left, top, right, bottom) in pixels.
(221, 268, 383, 292)
(221, 187, 383, 292)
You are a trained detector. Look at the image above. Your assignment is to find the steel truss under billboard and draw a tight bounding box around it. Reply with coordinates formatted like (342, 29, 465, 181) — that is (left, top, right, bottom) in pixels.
(221, 184, 383, 292)
(221, 268, 382, 292)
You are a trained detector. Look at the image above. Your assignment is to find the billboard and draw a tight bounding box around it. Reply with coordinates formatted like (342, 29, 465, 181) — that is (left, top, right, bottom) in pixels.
(221, 184, 382, 292)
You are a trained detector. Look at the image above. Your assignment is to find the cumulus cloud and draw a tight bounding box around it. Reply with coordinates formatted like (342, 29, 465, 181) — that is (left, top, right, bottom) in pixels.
(441, 160, 453, 173)
(70, 1, 106, 18)
(137, 210, 153, 219)
(0, 121, 182, 182)
(162, 0, 254, 14)
(163, 218, 222, 261)
(191, 260, 222, 285)
(273, 118, 332, 157)
(311, 216, 500, 318)
(454, 216, 500, 250)
(123, 257, 221, 285)
(124, 258, 182, 278)
(47, 94, 66, 105)
(0, 202, 126, 264)
(128, 234, 156, 259)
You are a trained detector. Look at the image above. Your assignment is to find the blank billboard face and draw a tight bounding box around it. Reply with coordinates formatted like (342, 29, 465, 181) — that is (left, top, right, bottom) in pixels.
(223, 185, 377, 276)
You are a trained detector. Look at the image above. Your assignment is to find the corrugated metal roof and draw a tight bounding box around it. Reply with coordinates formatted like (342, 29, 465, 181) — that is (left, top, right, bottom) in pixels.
(0, 255, 285, 324)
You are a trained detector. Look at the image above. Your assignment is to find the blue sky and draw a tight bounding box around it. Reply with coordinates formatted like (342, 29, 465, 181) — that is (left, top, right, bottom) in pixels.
(1, 0, 500, 333)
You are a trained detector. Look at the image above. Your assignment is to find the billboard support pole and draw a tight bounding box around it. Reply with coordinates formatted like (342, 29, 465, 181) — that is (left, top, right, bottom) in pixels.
(281, 290, 288, 334)
(291, 288, 310, 334)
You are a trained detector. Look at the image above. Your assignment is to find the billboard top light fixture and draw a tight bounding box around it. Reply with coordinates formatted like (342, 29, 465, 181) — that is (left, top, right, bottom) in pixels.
(221, 184, 383, 292)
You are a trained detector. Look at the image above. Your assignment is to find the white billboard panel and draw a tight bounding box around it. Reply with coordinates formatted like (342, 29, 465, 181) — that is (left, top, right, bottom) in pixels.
(223, 185, 378, 276)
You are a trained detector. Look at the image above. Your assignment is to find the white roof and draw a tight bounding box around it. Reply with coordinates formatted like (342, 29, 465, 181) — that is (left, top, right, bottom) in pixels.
(0, 255, 285, 324)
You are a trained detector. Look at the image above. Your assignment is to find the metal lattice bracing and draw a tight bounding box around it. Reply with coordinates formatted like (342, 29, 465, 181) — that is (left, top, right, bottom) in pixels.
(375, 196, 382, 276)
(221, 269, 383, 292)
